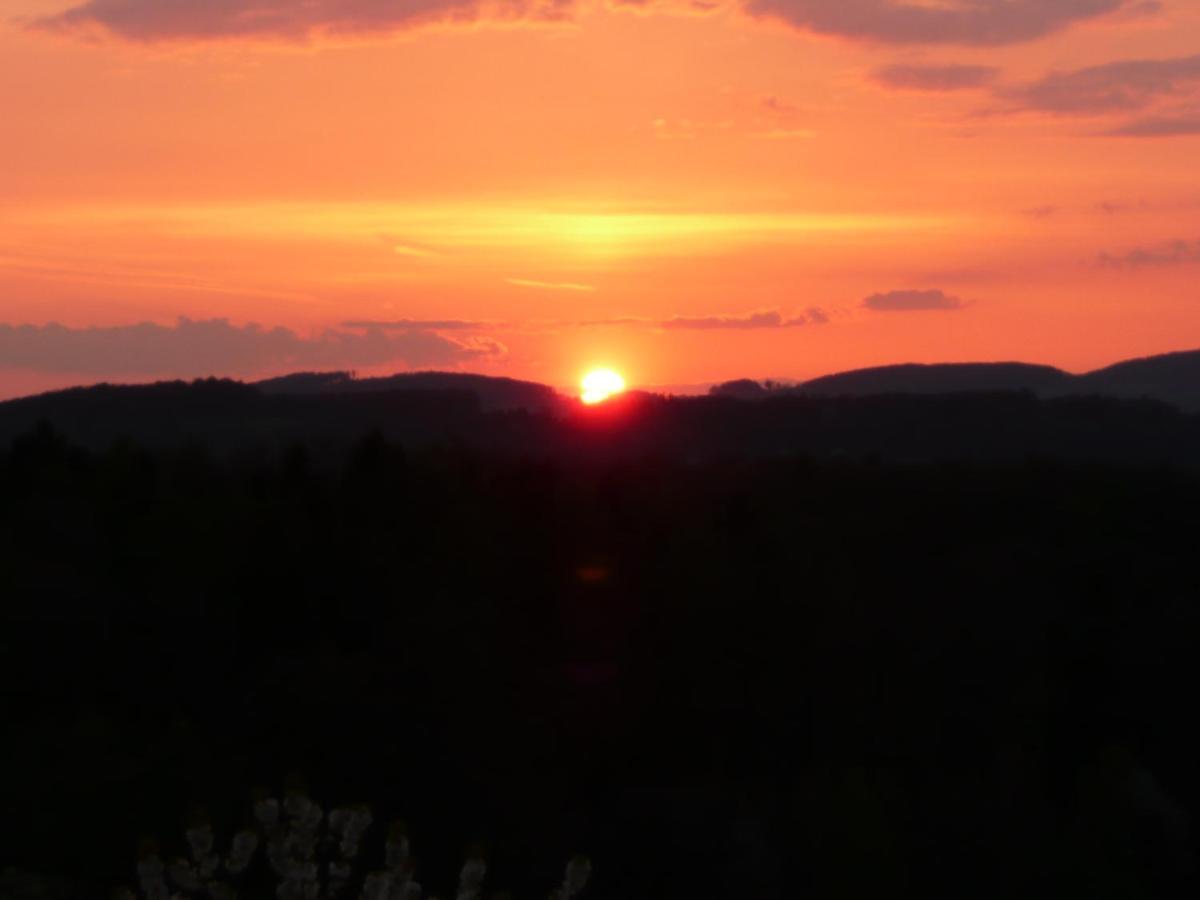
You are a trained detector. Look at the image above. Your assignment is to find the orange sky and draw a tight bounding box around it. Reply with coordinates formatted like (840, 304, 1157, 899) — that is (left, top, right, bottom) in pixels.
(2, 0, 1199, 397)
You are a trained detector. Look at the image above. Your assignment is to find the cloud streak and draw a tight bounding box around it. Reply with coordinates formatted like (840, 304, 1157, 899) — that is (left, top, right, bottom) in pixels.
(31, 0, 1135, 45)
(0, 318, 504, 377)
(1099, 239, 1200, 268)
(862, 289, 965, 311)
(579, 308, 829, 329)
(30, 0, 572, 42)
(341, 318, 485, 330)
(999, 54, 1200, 115)
(1104, 113, 1200, 137)
(662, 310, 810, 329)
(506, 278, 597, 292)
(871, 63, 999, 92)
(744, 0, 1128, 47)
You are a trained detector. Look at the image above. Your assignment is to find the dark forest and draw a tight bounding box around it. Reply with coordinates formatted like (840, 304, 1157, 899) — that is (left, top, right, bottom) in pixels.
(3, 380, 1200, 898)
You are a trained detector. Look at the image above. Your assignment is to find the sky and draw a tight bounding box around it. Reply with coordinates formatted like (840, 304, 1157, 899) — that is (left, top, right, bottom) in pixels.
(2, 0, 1199, 397)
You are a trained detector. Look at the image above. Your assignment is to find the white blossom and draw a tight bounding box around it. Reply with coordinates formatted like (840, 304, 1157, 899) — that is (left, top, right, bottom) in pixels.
(121, 788, 590, 900)
(551, 856, 591, 900)
(255, 797, 282, 831)
(226, 830, 260, 874)
(454, 857, 486, 900)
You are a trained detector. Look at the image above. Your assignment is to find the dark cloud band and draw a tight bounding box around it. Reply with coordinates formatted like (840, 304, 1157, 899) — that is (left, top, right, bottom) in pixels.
(0, 318, 503, 377)
(862, 289, 965, 312)
(1099, 239, 1200, 268)
(744, 0, 1126, 47)
(578, 308, 830, 329)
(870, 64, 999, 92)
(32, 0, 1134, 45)
(999, 54, 1200, 115)
(31, 0, 569, 41)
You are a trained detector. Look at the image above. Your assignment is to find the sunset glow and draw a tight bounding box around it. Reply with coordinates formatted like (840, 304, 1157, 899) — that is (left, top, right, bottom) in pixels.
(6, 4, 1200, 890)
(3, 1, 1200, 398)
(581, 368, 627, 405)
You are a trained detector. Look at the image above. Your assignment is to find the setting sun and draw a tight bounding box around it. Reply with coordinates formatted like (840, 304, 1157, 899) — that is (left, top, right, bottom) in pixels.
(581, 368, 626, 405)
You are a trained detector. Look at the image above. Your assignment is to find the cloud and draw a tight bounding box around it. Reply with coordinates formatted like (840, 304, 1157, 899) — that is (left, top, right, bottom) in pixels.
(506, 278, 597, 292)
(574, 316, 651, 327)
(1104, 113, 1200, 137)
(750, 128, 817, 140)
(862, 289, 965, 311)
(341, 318, 485, 330)
(579, 308, 830, 329)
(393, 244, 441, 259)
(743, 0, 1127, 46)
(762, 95, 801, 115)
(1021, 205, 1059, 219)
(662, 310, 809, 329)
(30, 0, 1136, 45)
(871, 63, 999, 91)
(0, 318, 504, 377)
(999, 54, 1200, 115)
(31, 0, 573, 42)
(1098, 239, 1200, 268)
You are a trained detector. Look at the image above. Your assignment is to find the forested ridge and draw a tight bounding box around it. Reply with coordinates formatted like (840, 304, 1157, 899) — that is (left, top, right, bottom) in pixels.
(4, 410, 1200, 897)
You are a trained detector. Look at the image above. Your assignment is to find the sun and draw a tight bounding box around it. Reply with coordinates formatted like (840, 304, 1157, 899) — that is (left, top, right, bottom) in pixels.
(581, 368, 626, 405)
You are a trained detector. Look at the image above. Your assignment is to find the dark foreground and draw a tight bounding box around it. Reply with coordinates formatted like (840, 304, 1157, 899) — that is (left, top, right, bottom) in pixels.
(3, 414, 1200, 898)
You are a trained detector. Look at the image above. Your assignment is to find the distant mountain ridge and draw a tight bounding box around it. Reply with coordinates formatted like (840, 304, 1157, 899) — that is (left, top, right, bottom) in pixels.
(1, 348, 1199, 457)
(1072, 350, 1200, 410)
(235, 347, 1200, 413)
(3, 352, 1200, 464)
(712, 349, 1200, 411)
(254, 370, 562, 411)
(796, 362, 1071, 397)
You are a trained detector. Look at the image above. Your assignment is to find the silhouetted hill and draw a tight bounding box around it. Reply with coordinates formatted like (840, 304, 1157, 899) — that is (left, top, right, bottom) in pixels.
(3, 375, 1200, 466)
(254, 371, 355, 394)
(4, 348, 1199, 460)
(0, 378, 485, 451)
(708, 378, 770, 400)
(708, 349, 1200, 410)
(6, 370, 1200, 898)
(795, 362, 1071, 396)
(255, 369, 562, 411)
(1072, 349, 1200, 410)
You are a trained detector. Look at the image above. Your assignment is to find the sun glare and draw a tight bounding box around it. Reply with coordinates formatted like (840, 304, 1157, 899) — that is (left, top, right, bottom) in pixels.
(581, 368, 626, 405)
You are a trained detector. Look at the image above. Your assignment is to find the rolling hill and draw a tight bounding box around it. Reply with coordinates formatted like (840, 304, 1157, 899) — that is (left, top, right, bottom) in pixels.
(708, 349, 1200, 411)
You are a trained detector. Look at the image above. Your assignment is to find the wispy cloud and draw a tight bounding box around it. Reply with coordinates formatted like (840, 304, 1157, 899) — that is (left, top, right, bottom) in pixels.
(871, 64, 999, 92)
(341, 319, 486, 330)
(862, 289, 965, 311)
(744, 0, 1130, 47)
(506, 278, 597, 292)
(998, 54, 1200, 115)
(578, 308, 830, 329)
(750, 94, 816, 139)
(1098, 238, 1200, 268)
(1103, 113, 1200, 137)
(662, 310, 809, 329)
(393, 244, 441, 259)
(30, 0, 574, 42)
(749, 128, 817, 140)
(1021, 205, 1059, 219)
(6, 204, 953, 262)
(0, 252, 314, 303)
(762, 95, 801, 115)
(0, 318, 504, 377)
(28, 0, 1141, 46)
